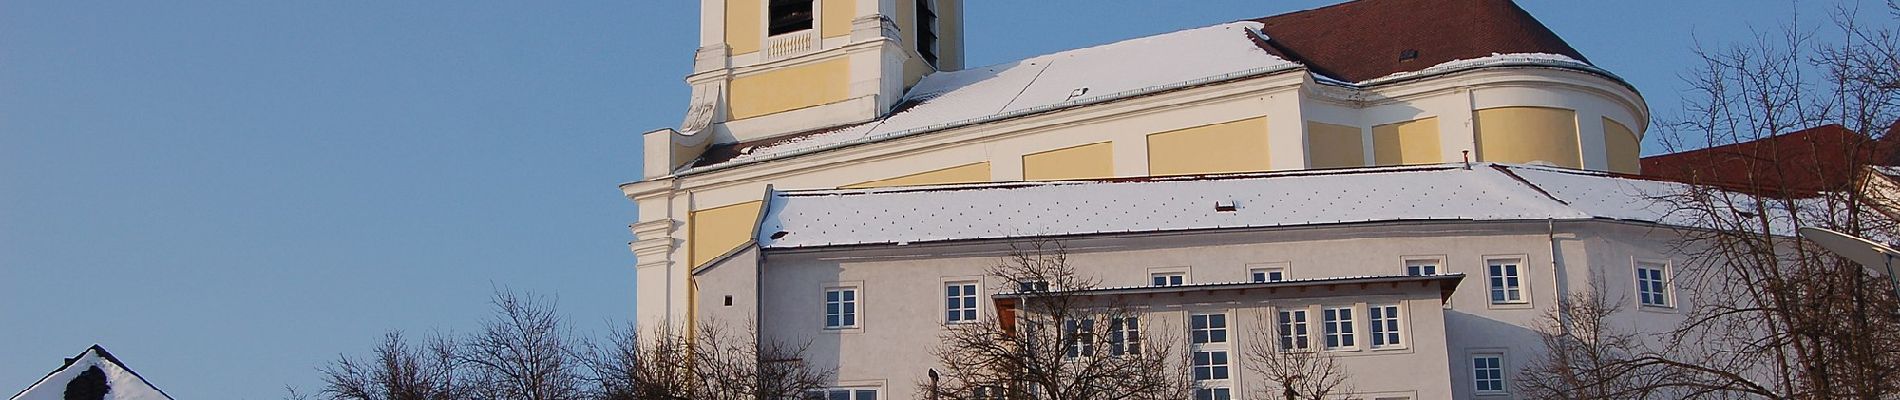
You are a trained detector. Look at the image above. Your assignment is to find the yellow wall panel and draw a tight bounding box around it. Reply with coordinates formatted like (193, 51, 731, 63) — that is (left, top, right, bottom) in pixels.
(1604, 117, 1641, 174)
(689, 200, 764, 268)
(821, 0, 853, 38)
(725, 0, 762, 55)
(842, 162, 991, 188)
(1373, 117, 1443, 165)
(728, 58, 851, 119)
(1024, 142, 1114, 180)
(1475, 107, 1582, 168)
(1306, 121, 1365, 169)
(1146, 117, 1271, 176)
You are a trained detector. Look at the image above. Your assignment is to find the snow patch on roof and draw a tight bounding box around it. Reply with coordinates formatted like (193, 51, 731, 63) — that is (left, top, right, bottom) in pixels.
(1351, 52, 1600, 86)
(760, 164, 1623, 248)
(693, 21, 1297, 171)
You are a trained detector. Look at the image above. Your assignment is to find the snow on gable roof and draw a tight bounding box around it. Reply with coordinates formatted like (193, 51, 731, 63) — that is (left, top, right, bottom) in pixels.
(11, 345, 173, 400)
(689, 21, 1299, 171)
(758, 164, 1643, 249)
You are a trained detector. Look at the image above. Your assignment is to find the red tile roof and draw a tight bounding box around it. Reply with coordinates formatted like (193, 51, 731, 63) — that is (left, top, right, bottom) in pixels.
(1252, 0, 1590, 83)
(1640, 123, 1900, 197)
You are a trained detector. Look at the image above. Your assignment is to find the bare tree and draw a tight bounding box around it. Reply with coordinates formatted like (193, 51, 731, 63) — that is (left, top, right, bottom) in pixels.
(316, 331, 467, 400)
(1245, 316, 1348, 400)
(1517, 281, 1677, 399)
(587, 321, 831, 400)
(1628, 3, 1900, 398)
(923, 240, 1194, 400)
(462, 290, 590, 400)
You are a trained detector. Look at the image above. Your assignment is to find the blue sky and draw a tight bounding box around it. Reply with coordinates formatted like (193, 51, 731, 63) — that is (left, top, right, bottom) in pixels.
(0, 1, 1859, 398)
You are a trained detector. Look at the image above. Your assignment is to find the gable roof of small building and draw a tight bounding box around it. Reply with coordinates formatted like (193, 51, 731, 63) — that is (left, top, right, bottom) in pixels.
(757, 163, 1769, 250)
(11, 345, 173, 400)
(683, 0, 1616, 174)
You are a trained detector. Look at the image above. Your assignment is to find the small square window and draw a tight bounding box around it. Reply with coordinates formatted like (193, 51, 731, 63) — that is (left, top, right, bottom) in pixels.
(945, 282, 979, 323)
(1472, 354, 1506, 394)
(824, 288, 858, 329)
(1151, 272, 1186, 287)
(1250, 267, 1286, 283)
(1487, 259, 1526, 304)
(1189, 313, 1228, 344)
(1406, 259, 1439, 276)
(1190, 350, 1230, 380)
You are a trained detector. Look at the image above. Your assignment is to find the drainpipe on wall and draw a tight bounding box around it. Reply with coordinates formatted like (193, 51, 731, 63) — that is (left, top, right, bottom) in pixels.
(1549, 219, 1573, 334)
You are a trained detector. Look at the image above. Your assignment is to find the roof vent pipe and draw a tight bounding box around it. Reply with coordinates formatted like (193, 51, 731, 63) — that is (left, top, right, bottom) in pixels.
(1214, 200, 1238, 212)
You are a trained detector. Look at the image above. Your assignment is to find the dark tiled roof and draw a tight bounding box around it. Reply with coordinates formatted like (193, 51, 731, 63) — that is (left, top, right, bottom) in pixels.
(1252, 0, 1589, 82)
(1640, 123, 1900, 198)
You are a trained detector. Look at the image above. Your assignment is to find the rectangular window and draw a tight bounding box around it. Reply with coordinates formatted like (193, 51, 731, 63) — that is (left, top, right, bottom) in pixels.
(1191, 350, 1230, 380)
(1487, 259, 1525, 304)
(824, 288, 857, 329)
(1250, 267, 1286, 283)
(1194, 388, 1232, 400)
(915, 0, 939, 66)
(1369, 304, 1402, 348)
(1018, 280, 1049, 293)
(972, 386, 1004, 400)
(1108, 317, 1141, 356)
(1637, 262, 1671, 307)
(1406, 259, 1439, 276)
(808, 388, 879, 400)
(1065, 319, 1095, 358)
(1151, 272, 1186, 287)
(1472, 354, 1506, 394)
(1276, 309, 1309, 351)
(945, 282, 978, 323)
(1189, 313, 1228, 344)
(1322, 307, 1356, 350)
(768, 0, 815, 36)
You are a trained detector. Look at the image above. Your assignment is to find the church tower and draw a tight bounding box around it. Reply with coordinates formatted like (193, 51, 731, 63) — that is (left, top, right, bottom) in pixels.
(646, 0, 965, 178)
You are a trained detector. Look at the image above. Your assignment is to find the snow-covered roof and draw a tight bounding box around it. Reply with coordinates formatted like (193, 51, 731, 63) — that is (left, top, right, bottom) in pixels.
(757, 163, 1729, 249)
(996, 274, 1466, 299)
(11, 345, 173, 400)
(687, 21, 1301, 172)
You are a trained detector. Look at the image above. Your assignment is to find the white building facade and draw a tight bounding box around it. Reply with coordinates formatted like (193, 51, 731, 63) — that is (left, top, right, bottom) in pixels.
(623, 1, 1667, 398)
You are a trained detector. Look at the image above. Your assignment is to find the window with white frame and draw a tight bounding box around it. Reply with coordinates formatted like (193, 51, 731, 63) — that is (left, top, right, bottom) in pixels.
(1472, 353, 1506, 394)
(1487, 258, 1526, 304)
(1151, 272, 1186, 287)
(1018, 280, 1049, 293)
(1190, 313, 1228, 344)
(1406, 259, 1439, 276)
(1250, 267, 1286, 283)
(1194, 387, 1232, 400)
(767, 0, 815, 36)
(1064, 319, 1095, 358)
(1277, 309, 1310, 351)
(1370, 304, 1402, 348)
(945, 281, 978, 323)
(1189, 312, 1231, 399)
(1322, 306, 1356, 350)
(824, 287, 858, 329)
(1636, 262, 1671, 307)
(972, 386, 1004, 400)
(807, 388, 878, 400)
(1108, 316, 1141, 356)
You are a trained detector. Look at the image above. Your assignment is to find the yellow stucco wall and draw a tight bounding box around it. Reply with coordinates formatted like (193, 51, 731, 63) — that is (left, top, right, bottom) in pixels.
(1475, 107, 1582, 168)
(1372, 117, 1443, 166)
(1024, 142, 1114, 180)
(688, 200, 764, 268)
(728, 58, 851, 120)
(1146, 117, 1272, 176)
(821, 0, 853, 38)
(1604, 117, 1641, 174)
(936, 0, 963, 69)
(841, 162, 991, 188)
(1306, 121, 1365, 169)
(725, 0, 762, 56)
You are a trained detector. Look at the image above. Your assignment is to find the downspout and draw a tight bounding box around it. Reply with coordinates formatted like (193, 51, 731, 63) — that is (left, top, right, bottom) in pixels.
(1549, 219, 1573, 333)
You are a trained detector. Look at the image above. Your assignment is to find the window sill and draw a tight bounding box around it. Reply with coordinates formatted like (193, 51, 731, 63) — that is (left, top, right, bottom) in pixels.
(821, 326, 864, 334)
(1485, 301, 1534, 310)
(1638, 304, 1678, 314)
